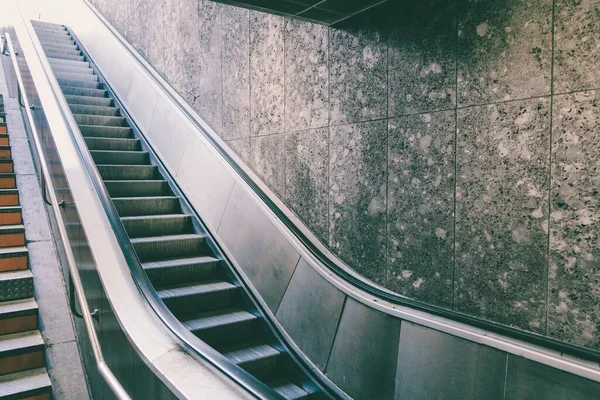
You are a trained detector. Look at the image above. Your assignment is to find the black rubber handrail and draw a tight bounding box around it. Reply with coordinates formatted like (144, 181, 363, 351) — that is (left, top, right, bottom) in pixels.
(80, 1, 600, 366)
(22, 20, 286, 400)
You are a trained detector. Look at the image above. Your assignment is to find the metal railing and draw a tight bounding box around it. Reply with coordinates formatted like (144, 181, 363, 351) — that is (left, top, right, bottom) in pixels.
(3, 31, 130, 400)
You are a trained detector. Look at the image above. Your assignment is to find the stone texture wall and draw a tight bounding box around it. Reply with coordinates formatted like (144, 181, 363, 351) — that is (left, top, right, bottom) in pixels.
(90, 0, 600, 350)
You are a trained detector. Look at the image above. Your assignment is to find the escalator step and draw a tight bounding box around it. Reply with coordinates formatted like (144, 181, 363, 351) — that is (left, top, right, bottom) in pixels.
(55, 72, 97, 84)
(105, 180, 170, 198)
(48, 58, 90, 69)
(84, 137, 140, 151)
(91, 150, 148, 165)
(184, 308, 261, 347)
(52, 65, 94, 76)
(112, 196, 181, 216)
(224, 343, 285, 381)
(65, 95, 113, 107)
(121, 214, 192, 237)
(48, 53, 85, 62)
(58, 78, 100, 89)
(69, 104, 120, 117)
(97, 164, 157, 180)
(131, 233, 207, 262)
(60, 86, 107, 98)
(270, 380, 322, 400)
(158, 280, 239, 315)
(75, 115, 127, 127)
(80, 125, 133, 139)
(142, 255, 221, 285)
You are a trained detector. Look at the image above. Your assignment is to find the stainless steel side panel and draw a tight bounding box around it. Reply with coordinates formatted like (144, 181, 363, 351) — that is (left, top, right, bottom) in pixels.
(325, 298, 401, 400)
(275, 258, 346, 371)
(395, 322, 507, 400)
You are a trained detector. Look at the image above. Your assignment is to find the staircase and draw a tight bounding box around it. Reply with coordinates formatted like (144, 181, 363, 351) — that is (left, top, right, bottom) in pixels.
(31, 20, 327, 400)
(0, 95, 52, 400)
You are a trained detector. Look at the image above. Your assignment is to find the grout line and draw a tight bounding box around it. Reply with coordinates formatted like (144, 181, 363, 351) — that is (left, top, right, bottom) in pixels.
(545, 0, 557, 335)
(452, 0, 459, 310)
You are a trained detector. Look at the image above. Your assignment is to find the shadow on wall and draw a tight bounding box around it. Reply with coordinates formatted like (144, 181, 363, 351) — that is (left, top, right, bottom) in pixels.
(93, 0, 600, 352)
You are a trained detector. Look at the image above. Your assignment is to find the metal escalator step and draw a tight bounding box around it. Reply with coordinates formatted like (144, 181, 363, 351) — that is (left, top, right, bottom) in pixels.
(75, 115, 126, 127)
(158, 280, 239, 315)
(131, 233, 207, 262)
(48, 53, 85, 62)
(49, 58, 90, 69)
(112, 196, 181, 217)
(55, 72, 97, 84)
(91, 151, 150, 166)
(121, 213, 192, 237)
(105, 180, 170, 198)
(270, 380, 321, 400)
(44, 47, 81, 58)
(61, 86, 107, 98)
(65, 95, 113, 107)
(39, 37, 75, 48)
(97, 164, 157, 180)
(69, 104, 119, 117)
(41, 41, 78, 52)
(183, 308, 261, 347)
(80, 125, 132, 139)
(84, 137, 140, 151)
(142, 255, 221, 286)
(52, 64, 94, 76)
(58, 78, 100, 89)
(224, 342, 285, 381)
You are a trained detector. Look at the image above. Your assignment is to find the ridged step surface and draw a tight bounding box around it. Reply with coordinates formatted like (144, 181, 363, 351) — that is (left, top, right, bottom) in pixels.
(0, 368, 51, 400)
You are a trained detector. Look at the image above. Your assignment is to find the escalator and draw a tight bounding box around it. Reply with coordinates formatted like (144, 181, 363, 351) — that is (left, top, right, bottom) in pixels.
(30, 20, 330, 400)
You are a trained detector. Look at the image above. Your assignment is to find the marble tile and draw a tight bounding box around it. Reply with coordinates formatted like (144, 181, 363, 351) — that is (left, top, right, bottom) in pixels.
(457, 0, 552, 106)
(145, 1, 165, 75)
(195, 0, 223, 135)
(225, 137, 250, 165)
(455, 98, 550, 332)
(387, 111, 455, 308)
(548, 91, 600, 349)
(388, 0, 457, 116)
(285, 128, 329, 242)
(329, 120, 387, 286)
(285, 19, 328, 132)
(160, 0, 184, 89)
(178, 0, 201, 106)
(222, 5, 250, 140)
(554, 0, 600, 93)
(250, 11, 284, 136)
(250, 133, 285, 197)
(329, 14, 387, 125)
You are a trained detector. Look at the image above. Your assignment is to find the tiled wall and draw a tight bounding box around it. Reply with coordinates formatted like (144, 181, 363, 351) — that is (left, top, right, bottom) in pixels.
(91, 0, 600, 350)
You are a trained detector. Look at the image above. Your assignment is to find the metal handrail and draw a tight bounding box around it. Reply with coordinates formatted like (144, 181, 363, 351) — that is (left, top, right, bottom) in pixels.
(4, 32, 130, 400)
(17, 12, 285, 400)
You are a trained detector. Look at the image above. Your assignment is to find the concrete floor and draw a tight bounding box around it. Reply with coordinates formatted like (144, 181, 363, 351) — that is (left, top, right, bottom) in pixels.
(0, 53, 90, 400)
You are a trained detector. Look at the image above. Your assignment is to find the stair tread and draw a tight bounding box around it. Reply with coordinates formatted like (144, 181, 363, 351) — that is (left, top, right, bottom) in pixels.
(0, 189, 19, 194)
(0, 246, 28, 257)
(270, 380, 314, 400)
(142, 255, 217, 270)
(0, 224, 25, 233)
(224, 342, 282, 365)
(0, 270, 32, 282)
(0, 330, 44, 354)
(183, 308, 258, 331)
(0, 368, 51, 397)
(112, 195, 177, 200)
(0, 298, 38, 319)
(157, 280, 236, 299)
(130, 233, 204, 244)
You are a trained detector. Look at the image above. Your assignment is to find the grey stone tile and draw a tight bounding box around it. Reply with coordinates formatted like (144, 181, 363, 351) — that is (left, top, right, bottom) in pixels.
(329, 120, 387, 286)
(159, 0, 184, 92)
(388, 0, 457, 117)
(46, 341, 90, 400)
(195, 0, 223, 135)
(455, 98, 550, 332)
(329, 15, 387, 125)
(5, 108, 27, 138)
(177, 0, 200, 106)
(250, 133, 285, 197)
(285, 19, 328, 132)
(387, 111, 455, 308)
(457, 0, 552, 106)
(225, 137, 250, 165)
(10, 137, 35, 176)
(16, 174, 51, 242)
(145, 1, 165, 76)
(122, 4, 150, 59)
(548, 91, 600, 349)
(285, 127, 329, 242)
(554, 0, 600, 93)
(250, 11, 284, 136)
(222, 5, 250, 140)
(28, 241, 75, 345)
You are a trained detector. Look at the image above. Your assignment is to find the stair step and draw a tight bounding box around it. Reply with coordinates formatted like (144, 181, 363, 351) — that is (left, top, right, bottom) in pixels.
(75, 115, 127, 127)
(0, 270, 33, 302)
(52, 64, 93, 76)
(105, 180, 171, 198)
(0, 367, 52, 400)
(0, 173, 16, 189)
(0, 206, 22, 226)
(270, 380, 320, 400)
(131, 233, 207, 262)
(0, 225, 25, 248)
(97, 164, 157, 180)
(0, 146, 11, 159)
(44, 47, 81, 59)
(224, 342, 285, 381)
(158, 280, 239, 316)
(0, 246, 28, 272)
(0, 135, 9, 147)
(112, 196, 181, 216)
(61, 86, 107, 98)
(90, 150, 150, 165)
(122, 214, 192, 238)
(0, 298, 38, 335)
(47, 52, 85, 62)
(142, 255, 221, 285)
(41, 41, 78, 51)
(39, 37, 75, 48)
(184, 308, 261, 348)
(0, 189, 19, 207)
(69, 104, 119, 117)
(58, 78, 100, 89)
(0, 330, 45, 375)
(0, 160, 13, 174)
(84, 137, 140, 151)
(48, 58, 90, 69)
(55, 72, 97, 84)
(65, 94, 112, 107)
(80, 125, 133, 139)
